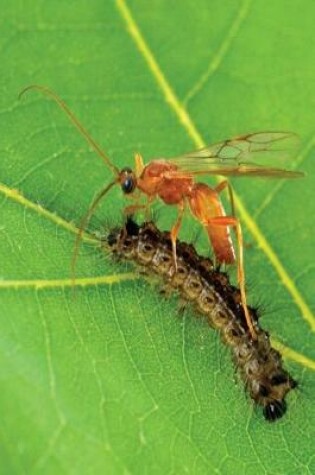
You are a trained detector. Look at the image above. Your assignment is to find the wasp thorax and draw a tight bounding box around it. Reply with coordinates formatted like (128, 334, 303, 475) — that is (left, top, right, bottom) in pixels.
(120, 167, 136, 194)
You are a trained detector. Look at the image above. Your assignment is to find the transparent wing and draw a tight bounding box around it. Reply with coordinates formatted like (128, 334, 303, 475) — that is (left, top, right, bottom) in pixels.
(167, 132, 303, 178)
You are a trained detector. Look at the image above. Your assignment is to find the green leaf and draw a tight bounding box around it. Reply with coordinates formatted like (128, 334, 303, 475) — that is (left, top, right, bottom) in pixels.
(1, 1, 314, 474)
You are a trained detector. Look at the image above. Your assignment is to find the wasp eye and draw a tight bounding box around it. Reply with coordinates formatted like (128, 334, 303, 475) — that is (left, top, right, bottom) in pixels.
(120, 167, 136, 194)
(122, 176, 135, 194)
(119, 167, 136, 194)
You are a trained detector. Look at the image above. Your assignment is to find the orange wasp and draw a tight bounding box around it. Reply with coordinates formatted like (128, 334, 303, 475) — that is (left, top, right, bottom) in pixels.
(20, 85, 304, 339)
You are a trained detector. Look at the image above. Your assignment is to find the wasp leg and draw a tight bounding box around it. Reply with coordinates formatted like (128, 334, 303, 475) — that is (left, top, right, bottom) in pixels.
(207, 215, 257, 340)
(123, 203, 147, 216)
(215, 180, 236, 218)
(170, 202, 185, 274)
(215, 180, 252, 249)
(124, 194, 155, 224)
(144, 195, 154, 222)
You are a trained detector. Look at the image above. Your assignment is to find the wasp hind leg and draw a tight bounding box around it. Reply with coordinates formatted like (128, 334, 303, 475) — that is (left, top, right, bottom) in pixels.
(170, 202, 185, 274)
(215, 180, 236, 218)
(206, 215, 257, 340)
(215, 180, 252, 249)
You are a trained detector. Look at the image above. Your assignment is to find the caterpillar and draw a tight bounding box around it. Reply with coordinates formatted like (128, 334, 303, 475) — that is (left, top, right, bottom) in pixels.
(103, 217, 297, 422)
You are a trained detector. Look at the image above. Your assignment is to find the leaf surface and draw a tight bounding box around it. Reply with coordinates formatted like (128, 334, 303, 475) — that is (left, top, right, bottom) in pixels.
(1, 1, 315, 473)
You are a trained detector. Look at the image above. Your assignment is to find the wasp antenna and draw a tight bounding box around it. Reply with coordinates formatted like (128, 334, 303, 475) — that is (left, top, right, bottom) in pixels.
(71, 180, 117, 286)
(19, 84, 120, 175)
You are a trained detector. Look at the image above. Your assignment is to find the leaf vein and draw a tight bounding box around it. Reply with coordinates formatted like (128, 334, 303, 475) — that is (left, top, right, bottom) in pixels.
(181, 313, 201, 416)
(0, 182, 95, 242)
(0, 273, 137, 290)
(183, 0, 252, 105)
(32, 293, 67, 470)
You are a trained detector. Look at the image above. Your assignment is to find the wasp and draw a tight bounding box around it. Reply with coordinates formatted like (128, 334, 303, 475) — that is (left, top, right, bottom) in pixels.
(20, 85, 303, 339)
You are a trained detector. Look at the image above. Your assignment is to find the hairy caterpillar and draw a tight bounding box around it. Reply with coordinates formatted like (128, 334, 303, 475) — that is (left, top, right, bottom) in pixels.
(103, 218, 297, 422)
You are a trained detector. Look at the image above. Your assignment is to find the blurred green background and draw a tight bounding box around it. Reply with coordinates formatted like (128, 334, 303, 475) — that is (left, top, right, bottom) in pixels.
(1, 1, 314, 474)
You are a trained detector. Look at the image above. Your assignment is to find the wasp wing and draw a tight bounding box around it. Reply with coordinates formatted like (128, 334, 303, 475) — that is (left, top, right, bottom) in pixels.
(167, 132, 303, 178)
